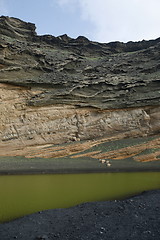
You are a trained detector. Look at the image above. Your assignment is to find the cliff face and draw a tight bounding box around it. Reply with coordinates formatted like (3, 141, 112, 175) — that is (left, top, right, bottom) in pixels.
(0, 16, 160, 163)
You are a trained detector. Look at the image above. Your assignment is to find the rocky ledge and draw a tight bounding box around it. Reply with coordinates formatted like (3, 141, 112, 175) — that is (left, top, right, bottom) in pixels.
(0, 16, 160, 166)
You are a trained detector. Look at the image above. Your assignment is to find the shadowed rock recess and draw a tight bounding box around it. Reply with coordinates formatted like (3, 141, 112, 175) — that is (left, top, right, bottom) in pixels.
(0, 16, 160, 166)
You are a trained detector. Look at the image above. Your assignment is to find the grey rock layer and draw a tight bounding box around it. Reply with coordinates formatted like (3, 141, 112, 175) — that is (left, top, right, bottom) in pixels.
(0, 16, 160, 109)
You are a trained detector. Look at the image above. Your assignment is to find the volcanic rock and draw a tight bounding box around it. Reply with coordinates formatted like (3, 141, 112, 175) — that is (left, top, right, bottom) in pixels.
(0, 16, 160, 165)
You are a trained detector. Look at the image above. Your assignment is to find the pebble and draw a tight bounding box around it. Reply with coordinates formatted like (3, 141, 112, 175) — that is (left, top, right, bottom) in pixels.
(100, 159, 106, 164)
(35, 235, 48, 240)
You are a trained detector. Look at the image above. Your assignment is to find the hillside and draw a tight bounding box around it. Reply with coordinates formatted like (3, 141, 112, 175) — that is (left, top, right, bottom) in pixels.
(0, 16, 160, 171)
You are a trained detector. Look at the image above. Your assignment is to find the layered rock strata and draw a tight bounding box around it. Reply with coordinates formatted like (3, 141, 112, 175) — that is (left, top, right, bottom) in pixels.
(0, 16, 160, 163)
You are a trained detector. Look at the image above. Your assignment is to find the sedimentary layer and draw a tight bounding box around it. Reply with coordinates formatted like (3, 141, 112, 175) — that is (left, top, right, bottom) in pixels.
(0, 16, 160, 164)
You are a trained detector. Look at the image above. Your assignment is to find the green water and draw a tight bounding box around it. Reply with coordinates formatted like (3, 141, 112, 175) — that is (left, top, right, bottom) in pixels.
(0, 172, 160, 223)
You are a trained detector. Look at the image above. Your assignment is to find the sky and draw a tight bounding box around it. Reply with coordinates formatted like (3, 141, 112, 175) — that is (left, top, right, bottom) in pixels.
(0, 0, 160, 43)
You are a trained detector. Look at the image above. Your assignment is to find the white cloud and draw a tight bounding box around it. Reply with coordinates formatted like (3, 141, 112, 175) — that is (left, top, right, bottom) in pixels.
(0, 0, 9, 16)
(56, 0, 160, 42)
(56, 0, 80, 12)
(58, 0, 74, 6)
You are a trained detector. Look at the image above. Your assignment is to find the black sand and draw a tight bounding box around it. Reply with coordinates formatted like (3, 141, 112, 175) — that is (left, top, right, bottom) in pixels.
(0, 190, 160, 240)
(0, 155, 160, 175)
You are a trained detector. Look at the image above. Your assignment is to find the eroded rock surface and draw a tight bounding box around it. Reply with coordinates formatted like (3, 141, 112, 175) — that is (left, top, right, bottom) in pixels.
(0, 16, 160, 163)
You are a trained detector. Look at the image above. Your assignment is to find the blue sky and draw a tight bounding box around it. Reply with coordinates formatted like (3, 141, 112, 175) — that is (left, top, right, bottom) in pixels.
(0, 0, 160, 43)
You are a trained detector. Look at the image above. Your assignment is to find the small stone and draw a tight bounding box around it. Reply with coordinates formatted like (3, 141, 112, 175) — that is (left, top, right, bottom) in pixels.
(100, 159, 106, 164)
(100, 227, 106, 231)
(107, 163, 111, 167)
(36, 235, 48, 240)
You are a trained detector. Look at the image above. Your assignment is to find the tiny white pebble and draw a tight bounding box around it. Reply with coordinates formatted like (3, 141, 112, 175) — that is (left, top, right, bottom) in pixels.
(101, 159, 106, 163)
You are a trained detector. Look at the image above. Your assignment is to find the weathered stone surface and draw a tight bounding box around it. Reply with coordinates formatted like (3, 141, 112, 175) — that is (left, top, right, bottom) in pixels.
(0, 16, 160, 109)
(0, 82, 159, 148)
(0, 16, 160, 163)
(0, 16, 36, 39)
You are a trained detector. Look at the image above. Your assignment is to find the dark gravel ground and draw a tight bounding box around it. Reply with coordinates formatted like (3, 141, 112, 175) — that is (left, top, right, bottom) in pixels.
(0, 190, 160, 240)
